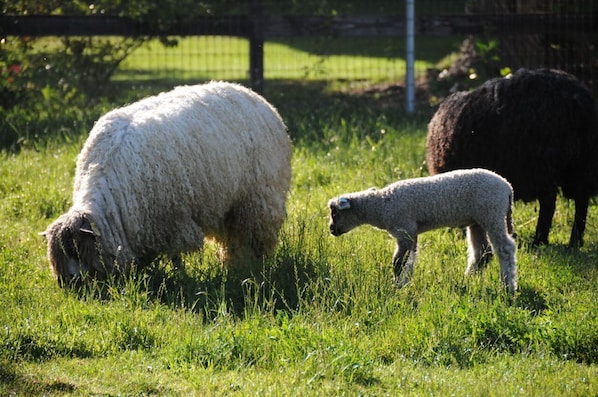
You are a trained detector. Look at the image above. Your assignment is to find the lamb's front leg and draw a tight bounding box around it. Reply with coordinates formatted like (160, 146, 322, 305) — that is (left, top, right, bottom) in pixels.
(465, 224, 491, 274)
(393, 233, 417, 288)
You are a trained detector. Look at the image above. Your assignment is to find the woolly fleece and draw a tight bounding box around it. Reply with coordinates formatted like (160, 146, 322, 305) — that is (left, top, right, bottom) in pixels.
(45, 81, 292, 285)
(328, 168, 517, 293)
(426, 68, 598, 247)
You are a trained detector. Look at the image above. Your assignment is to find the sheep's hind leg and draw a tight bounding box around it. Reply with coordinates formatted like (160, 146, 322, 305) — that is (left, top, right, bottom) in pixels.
(533, 190, 557, 246)
(393, 236, 417, 288)
(569, 197, 589, 248)
(222, 199, 279, 269)
(465, 224, 492, 274)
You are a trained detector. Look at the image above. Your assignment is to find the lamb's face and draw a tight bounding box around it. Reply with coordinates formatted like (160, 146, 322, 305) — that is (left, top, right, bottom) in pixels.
(328, 197, 356, 236)
(43, 212, 112, 287)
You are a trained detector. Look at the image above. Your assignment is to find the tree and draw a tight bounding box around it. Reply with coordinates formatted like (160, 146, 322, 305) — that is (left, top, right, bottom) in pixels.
(0, 0, 241, 108)
(465, 0, 595, 90)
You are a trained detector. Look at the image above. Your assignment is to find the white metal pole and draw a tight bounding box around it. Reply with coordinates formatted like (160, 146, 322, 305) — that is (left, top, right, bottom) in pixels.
(405, 0, 415, 113)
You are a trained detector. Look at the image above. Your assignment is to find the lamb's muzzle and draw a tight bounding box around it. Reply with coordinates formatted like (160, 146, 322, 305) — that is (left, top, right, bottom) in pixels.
(329, 197, 351, 236)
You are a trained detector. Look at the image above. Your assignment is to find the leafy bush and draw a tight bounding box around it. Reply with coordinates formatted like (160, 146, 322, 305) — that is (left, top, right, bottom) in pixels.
(0, 0, 245, 151)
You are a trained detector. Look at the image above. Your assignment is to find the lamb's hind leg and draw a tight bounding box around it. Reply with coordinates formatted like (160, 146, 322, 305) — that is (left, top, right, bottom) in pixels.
(487, 230, 518, 294)
(465, 224, 492, 275)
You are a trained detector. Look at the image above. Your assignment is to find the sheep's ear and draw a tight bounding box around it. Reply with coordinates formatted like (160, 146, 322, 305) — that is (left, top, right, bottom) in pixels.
(38, 231, 47, 238)
(337, 197, 351, 210)
(80, 227, 102, 237)
(79, 225, 100, 237)
(80, 215, 101, 237)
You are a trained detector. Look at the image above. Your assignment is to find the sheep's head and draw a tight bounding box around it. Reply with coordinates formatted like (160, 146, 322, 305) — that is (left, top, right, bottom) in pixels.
(42, 211, 114, 287)
(328, 196, 357, 236)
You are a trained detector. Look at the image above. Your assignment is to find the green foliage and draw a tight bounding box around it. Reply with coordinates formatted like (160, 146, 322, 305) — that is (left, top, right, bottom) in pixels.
(0, 33, 135, 151)
(0, 0, 243, 149)
(427, 36, 507, 104)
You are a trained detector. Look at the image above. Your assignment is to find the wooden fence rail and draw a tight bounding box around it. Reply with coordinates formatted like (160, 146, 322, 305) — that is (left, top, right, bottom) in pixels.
(2, 14, 596, 37)
(1, 13, 596, 91)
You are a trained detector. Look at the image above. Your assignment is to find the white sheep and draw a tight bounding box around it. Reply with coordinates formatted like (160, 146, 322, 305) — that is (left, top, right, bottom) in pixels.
(43, 81, 292, 286)
(328, 168, 517, 293)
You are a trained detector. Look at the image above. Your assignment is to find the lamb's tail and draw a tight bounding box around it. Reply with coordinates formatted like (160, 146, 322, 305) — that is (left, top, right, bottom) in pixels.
(506, 192, 515, 237)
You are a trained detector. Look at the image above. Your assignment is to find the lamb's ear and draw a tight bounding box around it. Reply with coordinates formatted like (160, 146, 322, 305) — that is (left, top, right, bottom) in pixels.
(337, 197, 351, 210)
(38, 231, 47, 238)
(79, 228, 97, 236)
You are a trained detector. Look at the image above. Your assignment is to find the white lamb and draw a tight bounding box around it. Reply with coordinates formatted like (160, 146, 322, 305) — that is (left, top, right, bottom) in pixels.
(43, 81, 292, 286)
(328, 168, 517, 293)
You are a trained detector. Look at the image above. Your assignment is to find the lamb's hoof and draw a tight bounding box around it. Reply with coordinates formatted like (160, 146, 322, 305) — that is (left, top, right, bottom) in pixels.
(394, 276, 411, 289)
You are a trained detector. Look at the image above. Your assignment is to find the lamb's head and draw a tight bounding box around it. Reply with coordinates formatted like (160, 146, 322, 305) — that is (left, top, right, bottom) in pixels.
(43, 211, 114, 287)
(328, 196, 359, 236)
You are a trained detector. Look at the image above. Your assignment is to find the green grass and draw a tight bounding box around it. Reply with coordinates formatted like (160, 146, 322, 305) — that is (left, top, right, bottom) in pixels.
(114, 35, 462, 83)
(2, 39, 598, 395)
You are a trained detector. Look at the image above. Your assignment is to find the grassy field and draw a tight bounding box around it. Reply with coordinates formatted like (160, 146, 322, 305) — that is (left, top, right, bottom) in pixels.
(2, 37, 598, 395)
(114, 35, 462, 83)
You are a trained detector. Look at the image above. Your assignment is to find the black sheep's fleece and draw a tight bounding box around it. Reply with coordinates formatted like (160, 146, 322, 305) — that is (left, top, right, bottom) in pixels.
(426, 68, 598, 247)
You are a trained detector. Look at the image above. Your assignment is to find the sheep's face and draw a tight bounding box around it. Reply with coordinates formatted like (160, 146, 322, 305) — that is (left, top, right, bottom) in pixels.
(328, 197, 357, 236)
(43, 212, 113, 287)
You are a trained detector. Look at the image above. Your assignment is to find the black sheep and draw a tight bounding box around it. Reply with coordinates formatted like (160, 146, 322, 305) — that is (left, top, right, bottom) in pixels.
(426, 68, 598, 247)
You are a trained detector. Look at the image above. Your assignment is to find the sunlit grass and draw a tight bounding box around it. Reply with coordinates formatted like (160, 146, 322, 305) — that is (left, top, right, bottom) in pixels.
(114, 35, 450, 82)
(3, 93, 598, 394)
(2, 36, 598, 394)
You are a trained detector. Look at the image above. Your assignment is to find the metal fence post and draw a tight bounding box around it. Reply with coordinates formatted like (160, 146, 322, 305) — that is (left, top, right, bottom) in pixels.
(249, 0, 264, 93)
(405, 0, 415, 113)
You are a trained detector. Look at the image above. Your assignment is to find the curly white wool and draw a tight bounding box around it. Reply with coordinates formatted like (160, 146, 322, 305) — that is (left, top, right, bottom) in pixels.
(45, 81, 292, 285)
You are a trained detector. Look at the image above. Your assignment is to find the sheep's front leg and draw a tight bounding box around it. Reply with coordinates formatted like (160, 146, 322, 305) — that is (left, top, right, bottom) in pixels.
(392, 232, 417, 287)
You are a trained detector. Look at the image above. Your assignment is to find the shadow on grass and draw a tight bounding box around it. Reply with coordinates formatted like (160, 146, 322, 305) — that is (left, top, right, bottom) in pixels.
(515, 285, 548, 314)
(62, 241, 329, 321)
(0, 358, 76, 396)
(268, 35, 462, 63)
(143, 247, 328, 318)
(2, 77, 435, 153)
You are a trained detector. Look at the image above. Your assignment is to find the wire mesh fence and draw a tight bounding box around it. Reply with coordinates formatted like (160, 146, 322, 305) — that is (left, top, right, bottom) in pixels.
(104, 0, 596, 96)
(2, 0, 596, 99)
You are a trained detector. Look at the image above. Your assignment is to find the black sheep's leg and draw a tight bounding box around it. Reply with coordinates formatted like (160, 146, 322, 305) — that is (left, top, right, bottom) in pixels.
(533, 190, 557, 246)
(171, 254, 185, 272)
(569, 197, 589, 248)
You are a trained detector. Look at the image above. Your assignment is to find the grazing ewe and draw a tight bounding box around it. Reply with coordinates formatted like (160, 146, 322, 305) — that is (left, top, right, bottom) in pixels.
(426, 68, 598, 247)
(328, 169, 517, 293)
(43, 81, 292, 287)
